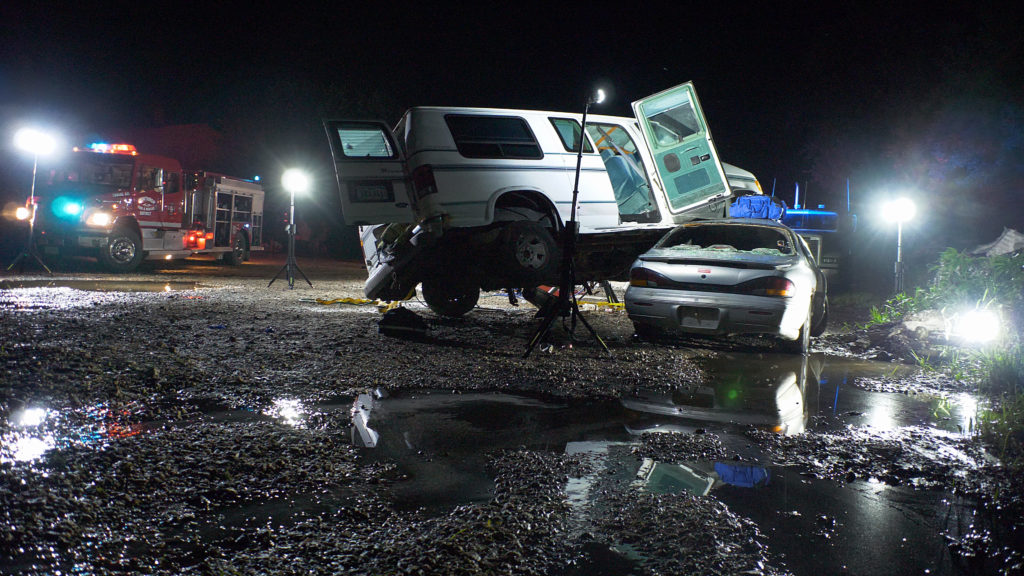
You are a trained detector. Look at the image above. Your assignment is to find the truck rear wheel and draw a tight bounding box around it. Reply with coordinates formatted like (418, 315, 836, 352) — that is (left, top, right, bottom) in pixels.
(421, 276, 479, 318)
(225, 234, 248, 265)
(99, 229, 144, 273)
(501, 221, 560, 283)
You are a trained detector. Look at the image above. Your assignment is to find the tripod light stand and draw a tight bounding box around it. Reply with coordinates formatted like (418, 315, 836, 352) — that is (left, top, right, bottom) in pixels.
(269, 168, 313, 289)
(524, 89, 611, 358)
(7, 128, 57, 275)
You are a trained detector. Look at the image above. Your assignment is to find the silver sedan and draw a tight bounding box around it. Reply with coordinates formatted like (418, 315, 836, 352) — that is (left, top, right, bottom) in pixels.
(624, 218, 828, 353)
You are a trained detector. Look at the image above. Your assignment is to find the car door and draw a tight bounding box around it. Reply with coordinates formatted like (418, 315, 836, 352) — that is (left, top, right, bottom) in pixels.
(323, 120, 415, 225)
(632, 82, 731, 220)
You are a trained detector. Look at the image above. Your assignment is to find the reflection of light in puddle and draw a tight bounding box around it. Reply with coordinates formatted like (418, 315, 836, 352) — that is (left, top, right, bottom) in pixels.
(266, 399, 306, 426)
(3, 404, 147, 464)
(3, 407, 55, 463)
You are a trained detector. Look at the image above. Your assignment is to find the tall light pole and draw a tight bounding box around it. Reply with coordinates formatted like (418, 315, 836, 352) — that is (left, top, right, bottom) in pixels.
(7, 128, 57, 274)
(268, 168, 313, 289)
(524, 88, 610, 358)
(883, 197, 916, 294)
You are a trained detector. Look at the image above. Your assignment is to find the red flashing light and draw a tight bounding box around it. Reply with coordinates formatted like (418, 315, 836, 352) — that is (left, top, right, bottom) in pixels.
(75, 142, 139, 156)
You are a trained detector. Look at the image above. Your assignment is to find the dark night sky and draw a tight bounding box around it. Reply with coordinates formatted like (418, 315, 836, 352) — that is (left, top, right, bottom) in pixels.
(2, 2, 1023, 255)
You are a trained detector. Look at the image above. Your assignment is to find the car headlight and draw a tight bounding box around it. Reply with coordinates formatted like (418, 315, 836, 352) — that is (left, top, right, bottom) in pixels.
(85, 210, 113, 227)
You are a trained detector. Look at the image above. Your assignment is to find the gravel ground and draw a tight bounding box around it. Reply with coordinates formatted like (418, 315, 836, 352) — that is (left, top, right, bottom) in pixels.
(1, 255, 1020, 574)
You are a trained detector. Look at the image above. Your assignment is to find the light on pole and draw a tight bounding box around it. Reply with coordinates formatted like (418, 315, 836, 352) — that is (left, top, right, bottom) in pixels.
(882, 196, 916, 294)
(268, 168, 313, 289)
(7, 128, 58, 274)
(524, 87, 610, 358)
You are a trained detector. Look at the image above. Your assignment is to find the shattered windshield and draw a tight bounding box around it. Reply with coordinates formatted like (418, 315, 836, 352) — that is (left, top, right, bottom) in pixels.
(656, 224, 794, 256)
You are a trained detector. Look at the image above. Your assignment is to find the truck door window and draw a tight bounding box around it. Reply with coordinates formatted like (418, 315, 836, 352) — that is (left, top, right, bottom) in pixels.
(548, 118, 594, 153)
(444, 115, 542, 159)
(585, 122, 661, 223)
(138, 166, 163, 191)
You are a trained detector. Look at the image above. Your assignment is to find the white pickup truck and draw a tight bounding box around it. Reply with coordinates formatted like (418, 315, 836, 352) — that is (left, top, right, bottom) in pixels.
(325, 82, 761, 316)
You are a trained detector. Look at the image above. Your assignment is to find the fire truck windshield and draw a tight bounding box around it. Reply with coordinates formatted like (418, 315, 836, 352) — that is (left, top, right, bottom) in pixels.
(46, 156, 134, 190)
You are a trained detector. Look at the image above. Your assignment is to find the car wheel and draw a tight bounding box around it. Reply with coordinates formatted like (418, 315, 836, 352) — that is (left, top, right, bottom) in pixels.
(99, 228, 144, 272)
(780, 304, 811, 355)
(421, 276, 480, 318)
(811, 296, 829, 337)
(502, 221, 561, 283)
(225, 234, 248, 266)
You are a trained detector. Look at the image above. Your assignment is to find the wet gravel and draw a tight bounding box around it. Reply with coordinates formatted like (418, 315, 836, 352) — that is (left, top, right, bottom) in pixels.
(1, 259, 1021, 575)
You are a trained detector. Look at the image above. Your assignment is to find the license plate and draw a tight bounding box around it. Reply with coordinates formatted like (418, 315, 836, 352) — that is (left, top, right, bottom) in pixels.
(350, 182, 393, 203)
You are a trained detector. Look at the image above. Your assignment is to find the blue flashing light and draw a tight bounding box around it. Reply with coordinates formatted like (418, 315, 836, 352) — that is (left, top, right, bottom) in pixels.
(253, 175, 261, 182)
(52, 196, 85, 219)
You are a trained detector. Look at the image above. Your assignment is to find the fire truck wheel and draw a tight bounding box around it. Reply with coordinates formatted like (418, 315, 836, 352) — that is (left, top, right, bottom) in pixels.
(225, 234, 249, 266)
(421, 276, 479, 318)
(99, 229, 144, 273)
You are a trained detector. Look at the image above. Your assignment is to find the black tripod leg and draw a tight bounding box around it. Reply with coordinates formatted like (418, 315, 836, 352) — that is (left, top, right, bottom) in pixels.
(569, 299, 612, 357)
(293, 262, 313, 287)
(523, 299, 564, 358)
(268, 262, 289, 287)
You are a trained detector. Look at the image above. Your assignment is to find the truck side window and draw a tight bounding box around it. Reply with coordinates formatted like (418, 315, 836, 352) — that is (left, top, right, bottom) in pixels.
(548, 117, 594, 153)
(444, 115, 542, 159)
(165, 172, 180, 195)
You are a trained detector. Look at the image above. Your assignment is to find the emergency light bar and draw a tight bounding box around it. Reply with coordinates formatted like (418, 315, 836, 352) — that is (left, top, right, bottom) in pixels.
(73, 143, 138, 155)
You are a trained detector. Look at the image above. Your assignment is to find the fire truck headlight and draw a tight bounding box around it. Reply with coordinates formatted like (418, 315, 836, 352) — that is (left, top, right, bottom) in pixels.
(85, 211, 113, 227)
(15, 206, 32, 221)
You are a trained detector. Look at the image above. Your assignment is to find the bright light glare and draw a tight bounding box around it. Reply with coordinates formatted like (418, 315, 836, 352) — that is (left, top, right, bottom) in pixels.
(14, 128, 57, 155)
(594, 88, 606, 104)
(882, 197, 916, 223)
(85, 211, 112, 227)
(282, 169, 310, 194)
(954, 309, 1001, 344)
(15, 407, 48, 427)
(15, 206, 31, 221)
(267, 399, 305, 426)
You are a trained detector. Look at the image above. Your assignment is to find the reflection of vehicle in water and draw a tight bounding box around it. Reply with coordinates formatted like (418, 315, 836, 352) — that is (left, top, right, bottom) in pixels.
(621, 353, 815, 435)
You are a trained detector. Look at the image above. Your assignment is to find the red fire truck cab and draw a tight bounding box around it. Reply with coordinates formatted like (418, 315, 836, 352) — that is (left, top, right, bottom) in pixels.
(26, 143, 263, 272)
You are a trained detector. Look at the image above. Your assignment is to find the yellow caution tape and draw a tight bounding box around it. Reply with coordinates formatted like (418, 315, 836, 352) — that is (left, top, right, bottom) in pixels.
(315, 297, 377, 306)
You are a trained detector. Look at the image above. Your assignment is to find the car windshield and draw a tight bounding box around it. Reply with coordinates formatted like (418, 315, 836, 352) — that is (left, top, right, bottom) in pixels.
(656, 224, 794, 255)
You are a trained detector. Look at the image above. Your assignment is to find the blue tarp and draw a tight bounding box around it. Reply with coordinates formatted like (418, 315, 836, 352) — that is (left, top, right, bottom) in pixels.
(714, 462, 771, 488)
(730, 195, 787, 221)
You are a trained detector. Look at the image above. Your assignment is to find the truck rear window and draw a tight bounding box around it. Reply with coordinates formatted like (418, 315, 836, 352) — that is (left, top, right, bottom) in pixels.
(444, 115, 542, 159)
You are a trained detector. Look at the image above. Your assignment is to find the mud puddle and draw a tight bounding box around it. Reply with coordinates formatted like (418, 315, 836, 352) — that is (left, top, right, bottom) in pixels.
(350, 353, 989, 575)
(0, 279, 202, 292)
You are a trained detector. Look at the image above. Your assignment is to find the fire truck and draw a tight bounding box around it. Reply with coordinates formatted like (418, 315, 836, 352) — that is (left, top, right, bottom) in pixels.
(19, 142, 264, 272)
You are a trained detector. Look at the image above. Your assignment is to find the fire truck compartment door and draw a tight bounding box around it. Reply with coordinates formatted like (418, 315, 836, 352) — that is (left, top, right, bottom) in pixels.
(324, 120, 415, 225)
(632, 82, 730, 219)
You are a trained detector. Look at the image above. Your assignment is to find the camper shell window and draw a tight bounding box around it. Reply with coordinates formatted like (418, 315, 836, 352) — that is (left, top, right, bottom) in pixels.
(445, 115, 543, 159)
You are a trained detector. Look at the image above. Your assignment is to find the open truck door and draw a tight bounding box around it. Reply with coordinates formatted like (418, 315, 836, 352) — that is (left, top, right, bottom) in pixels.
(632, 82, 731, 221)
(324, 120, 415, 225)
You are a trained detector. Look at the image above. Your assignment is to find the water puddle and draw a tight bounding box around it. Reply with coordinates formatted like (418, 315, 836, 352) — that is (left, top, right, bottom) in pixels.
(2, 402, 150, 464)
(0, 279, 202, 292)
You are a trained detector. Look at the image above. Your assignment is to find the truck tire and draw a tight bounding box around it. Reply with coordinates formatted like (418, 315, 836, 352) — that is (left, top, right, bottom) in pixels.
(99, 229, 144, 273)
(421, 276, 479, 318)
(225, 234, 249, 265)
(501, 221, 560, 283)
